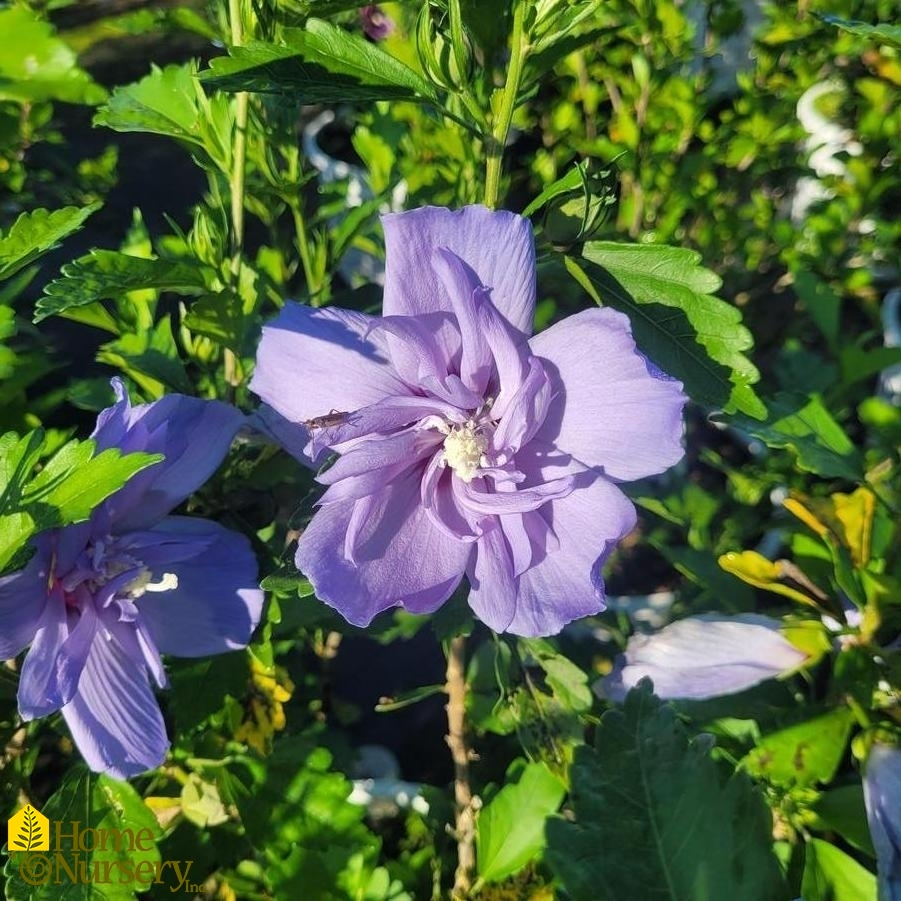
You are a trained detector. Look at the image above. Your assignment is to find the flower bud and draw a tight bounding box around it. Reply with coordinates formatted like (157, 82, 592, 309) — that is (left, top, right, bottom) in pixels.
(415, 1, 473, 93)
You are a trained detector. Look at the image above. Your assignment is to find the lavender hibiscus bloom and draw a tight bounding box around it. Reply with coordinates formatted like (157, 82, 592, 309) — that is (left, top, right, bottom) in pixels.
(864, 743, 901, 900)
(251, 205, 685, 636)
(0, 381, 263, 779)
(598, 613, 808, 701)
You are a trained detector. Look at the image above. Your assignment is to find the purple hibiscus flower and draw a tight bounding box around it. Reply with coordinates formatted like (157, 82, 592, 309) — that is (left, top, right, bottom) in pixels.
(597, 613, 808, 701)
(864, 743, 901, 900)
(251, 205, 685, 636)
(0, 381, 264, 779)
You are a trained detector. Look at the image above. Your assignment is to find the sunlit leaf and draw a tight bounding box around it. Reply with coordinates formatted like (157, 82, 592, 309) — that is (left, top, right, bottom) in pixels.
(94, 63, 233, 171)
(569, 243, 765, 418)
(0, 430, 160, 572)
(0, 7, 107, 105)
(35, 251, 213, 322)
(0, 204, 100, 282)
(783, 488, 876, 568)
(718, 550, 824, 609)
(742, 708, 854, 788)
(200, 19, 438, 103)
(476, 761, 565, 885)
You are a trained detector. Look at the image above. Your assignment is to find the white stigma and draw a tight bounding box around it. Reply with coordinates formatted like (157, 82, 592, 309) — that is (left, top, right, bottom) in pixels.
(124, 569, 179, 598)
(443, 423, 488, 483)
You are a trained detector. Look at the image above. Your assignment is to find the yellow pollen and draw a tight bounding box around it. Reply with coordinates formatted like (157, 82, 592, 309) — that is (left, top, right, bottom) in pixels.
(443, 424, 488, 482)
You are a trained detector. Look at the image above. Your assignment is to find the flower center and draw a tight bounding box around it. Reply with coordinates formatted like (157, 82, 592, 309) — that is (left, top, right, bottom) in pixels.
(443, 422, 489, 483)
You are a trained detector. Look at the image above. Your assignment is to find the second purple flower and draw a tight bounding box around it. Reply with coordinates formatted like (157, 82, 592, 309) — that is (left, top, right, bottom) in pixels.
(251, 205, 686, 636)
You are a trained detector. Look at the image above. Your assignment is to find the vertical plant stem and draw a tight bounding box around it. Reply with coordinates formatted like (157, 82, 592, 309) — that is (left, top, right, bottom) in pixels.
(483, 0, 527, 209)
(289, 198, 322, 304)
(446, 634, 475, 897)
(225, 0, 249, 387)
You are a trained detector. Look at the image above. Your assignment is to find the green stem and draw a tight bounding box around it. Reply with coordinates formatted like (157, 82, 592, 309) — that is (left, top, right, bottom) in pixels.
(225, 0, 249, 387)
(483, 1, 527, 209)
(290, 197, 322, 305)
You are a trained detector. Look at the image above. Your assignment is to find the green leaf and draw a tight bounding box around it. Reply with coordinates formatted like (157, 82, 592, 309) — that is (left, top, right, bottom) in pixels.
(0, 430, 160, 572)
(793, 270, 841, 351)
(235, 739, 384, 898)
(182, 292, 248, 354)
(0, 7, 107, 105)
(4, 767, 162, 900)
(812, 785, 875, 856)
(840, 345, 901, 388)
(35, 251, 213, 322)
(520, 638, 593, 713)
(0, 306, 15, 379)
(476, 760, 566, 885)
(572, 243, 765, 418)
(94, 63, 233, 171)
(741, 708, 854, 787)
(0, 205, 101, 282)
(727, 393, 864, 482)
(97, 318, 193, 399)
(545, 682, 784, 900)
(816, 14, 901, 49)
(801, 838, 877, 901)
(200, 19, 438, 103)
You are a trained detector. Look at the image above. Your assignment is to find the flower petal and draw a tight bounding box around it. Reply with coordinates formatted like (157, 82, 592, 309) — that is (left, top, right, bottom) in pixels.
(505, 471, 636, 636)
(863, 743, 901, 899)
(466, 519, 517, 632)
(133, 517, 263, 657)
(530, 307, 686, 481)
(317, 428, 441, 505)
(296, 467, 470, 626)
(599, 613, 808, 701)
(61, 635, 168, 778)
(17, 586, 72, 719)
(94, 381, 246, 531)
(370, 312, 461, 393)
(0, 540, 52, 660)
(382, 206, 536, 335)
(250, 302, 407, 429)
(432, 248, 494, 394)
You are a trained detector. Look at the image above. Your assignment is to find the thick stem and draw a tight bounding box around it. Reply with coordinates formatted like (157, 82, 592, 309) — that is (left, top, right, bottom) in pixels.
(225, 0, 249, 387)
(446, 635, 475, 898)
(483, 1, 527, 209)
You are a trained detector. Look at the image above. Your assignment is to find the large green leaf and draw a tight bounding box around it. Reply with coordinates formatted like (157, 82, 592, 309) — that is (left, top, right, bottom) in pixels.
(4, 768, 162, 900)
(569, 243, 765, 418)
(727, 392, 864, 482)
(35, 251, 213, 322)
(475, 760, 565, 886)
(0, 7, 107, 105)
(0, 205, 101, 283)
(200, 19, 438, 103)
(545, 682, 784, 900)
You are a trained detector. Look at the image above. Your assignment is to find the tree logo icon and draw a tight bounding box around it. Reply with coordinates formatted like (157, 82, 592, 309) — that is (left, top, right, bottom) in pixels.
(8, 804, 49, 852)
